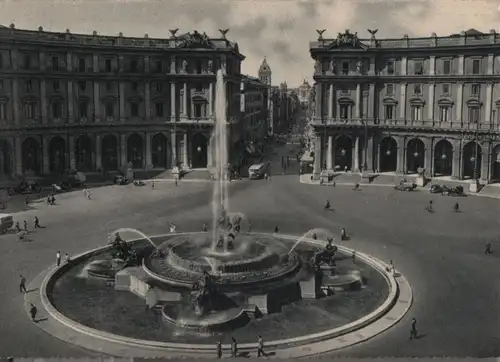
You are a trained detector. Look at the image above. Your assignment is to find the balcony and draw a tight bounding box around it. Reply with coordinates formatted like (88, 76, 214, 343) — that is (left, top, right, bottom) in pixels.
(178, 117, 214, 125)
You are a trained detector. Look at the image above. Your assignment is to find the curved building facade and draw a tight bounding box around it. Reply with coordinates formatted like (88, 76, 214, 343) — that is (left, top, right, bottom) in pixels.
(310, 29, 500, 183)
(0, 24, 244, 179)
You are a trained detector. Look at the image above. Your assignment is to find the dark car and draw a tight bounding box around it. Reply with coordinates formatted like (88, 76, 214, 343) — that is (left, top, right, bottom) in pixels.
(114, 175, 129, 185)
(443, 185, 465, 196)
(8, 181, 42, 195)
(430, 184, 444, 194)
(133, 180, 145, 186)
(394, 181, 417, 191)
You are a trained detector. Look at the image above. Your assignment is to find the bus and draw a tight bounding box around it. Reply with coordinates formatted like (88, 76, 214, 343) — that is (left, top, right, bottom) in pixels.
(248, 163, 268, 179)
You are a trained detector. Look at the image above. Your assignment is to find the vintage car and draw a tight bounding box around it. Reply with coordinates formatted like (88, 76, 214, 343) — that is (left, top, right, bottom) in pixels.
(133, 180, 145, 186)
(8, 180, 42, 195)
(442, 185, 465, 196)
(394, 181, 417, 191)
(114, 175, 129, 185)
(429, 184, 445, 194)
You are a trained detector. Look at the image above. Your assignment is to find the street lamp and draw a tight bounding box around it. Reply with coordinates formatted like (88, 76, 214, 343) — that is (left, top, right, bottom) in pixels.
(340, 148, 346, 156)
(413, 151, 419, 158)
(386, 150, 392, 156)
(197, 146, 202, 152)
(441, 153, 447, 160)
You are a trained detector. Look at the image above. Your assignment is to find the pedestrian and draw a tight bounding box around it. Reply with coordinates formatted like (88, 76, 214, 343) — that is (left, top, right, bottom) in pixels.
(15, 221, 20, 232)
(257, 335, 265, 357)
(56, 251, 61, 267)
(352, 251, 356, 263)
(333, 180, 336, 187)
(409, 317, 418, 339)
(83, 188, 88, 198)
(65, 253, 71, 263)
(454, 202, 460, 212)
(25, 196, 29, 205)
(152, 181, 155, 190)
(169, 223, 176, 233)
(248, 222, 252, 233)
(23, 220, 28, 232)
(29, 303, 37, 322)
(34, 216, 40, 228)
(46, 196, 51, 206)
(175, 177, 178, 187)
(216, 341, 222, 359)
(353, 183, 360, 191)
(426, 200, 433, 212)
(202, 223, 208, 232)
(231, 337, 237, 357)
(86, 190, 92, 200)
(264, 172, 268, 180)
(485, 241, 493, 254)
(50, 195, 55, 205)
(20, 275, 27, 293)
(274, 224, 279, 233)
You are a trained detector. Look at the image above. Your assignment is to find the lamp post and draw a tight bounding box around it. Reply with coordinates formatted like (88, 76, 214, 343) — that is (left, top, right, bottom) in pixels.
(363, 117, 368, 171)
(473, 122, 479, 181)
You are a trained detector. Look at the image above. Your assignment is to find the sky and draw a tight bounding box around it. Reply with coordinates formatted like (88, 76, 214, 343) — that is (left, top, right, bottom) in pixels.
(0, 0, 499, 87)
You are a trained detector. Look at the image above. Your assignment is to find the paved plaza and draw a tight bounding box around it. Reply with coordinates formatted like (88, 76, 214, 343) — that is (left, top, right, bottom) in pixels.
(2, 158, 500, 357)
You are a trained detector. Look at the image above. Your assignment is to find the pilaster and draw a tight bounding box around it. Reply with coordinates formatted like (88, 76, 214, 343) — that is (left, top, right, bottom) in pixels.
(145, 82, 151, 120)
(170, 81, 176, 121)
(480, 143, 490, 182)
(326, 135, 333, 170)
(452, 140, 461, 179)
(41, 80, 48, 123)
(355, 84, 361, 118)
(67, 81, 74, 123)
(95, 134, 102, 171)
(119, 82, 125, 121)
(365, 135, 374, 171)
(209, 83, 214, 117)
(354, 136, 360, 171)
(182, 83, 188, 118)
(456, 84, 464, 125)
(396, 137, 405, 174)
(368, 83, 375, 118)
(93, 81, 100, 122)
(145, 133, 152, 169)
(42, 137, 50, 174)
(120, 134, 127, 167)
(183, 132, 188, 168)
(12, 80, 20, 126)
(428, 84, 435, 122)
(458, 55, 464, 75)
(15, 136, 22, 176)
(92, 54, 99, 72)
(66, 52, 72, 72)
(423, 138, 433, 175)
(313, 134, 321, 179)
(429, 56, 436, 76)
(328, 84, 334, 119)
(314, 83, 322, 119)
(488, 54, 494, 75)
(171, 131, 177, 167)
(401, 57, 407, 76)
(400, 83, 407, 119)
(485, 83, 493, 127)
(69, 135, 76, 171)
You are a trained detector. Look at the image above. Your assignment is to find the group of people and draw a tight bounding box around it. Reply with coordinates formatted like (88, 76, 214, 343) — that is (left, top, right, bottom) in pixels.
(426, 200, 461, 213)
(15, 216, 41, 240)
(216, 336, 266, 358)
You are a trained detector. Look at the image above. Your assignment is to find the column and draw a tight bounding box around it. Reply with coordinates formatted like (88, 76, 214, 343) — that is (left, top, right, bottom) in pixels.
(93, 81, 100, 122)
(13, 80, 20, 126)
(143, 56, 150, 73)
(67, 81, 74, 123)
(328, 84, 334, 119)
(15, 136, 22, 176)
(396, 138, 405, 174)
(145, 133, 152, 168)
(313, 134, 321, 179)
(400, 83, 407, 120)
(69, 135, 76, 171)
(355, 84, 361, 118)
(485, 83, 493, 127)
(170, 81, 176, 121)
(314, 83, 322, 118)
(354, 136, 360, 171)
(423, 138, 432, 175)
(429, 56, 436, 76)
(119, 82, 125, 121)
(208, 83, 214, 117)
(451, 140, 460, 179)
(92, 54, 99, 73)
(488, 54, 494, 75)
(480, 144, 490, 182)
(365, 136, 374, 171)
(145, 82, 151, 120)
(95, 134, 102, 171)
(368, 83, 375, 119)
(428, 84, 435, 122)
(42, 137, 50, 174)
(41, 80, 48, 123)
(171, 131, 177, 167)
(182, 83, 188, 118)
(66, 52, 72, 72)
(456, 84, 464, 125)
(183, 132, 188, 168)
(207, 134, 213, 167)
(326, 135, 333, 170)
(458, 55, 464, 75)
(120, 134, 127, 167)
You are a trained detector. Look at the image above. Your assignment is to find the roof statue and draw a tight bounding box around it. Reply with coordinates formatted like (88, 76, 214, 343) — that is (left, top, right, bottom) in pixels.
(219, 28, 230, 39)
(316, 29, 326, 41)
(169, 29, 179, 38)
(177, 30, 214, 48)
(331, 29, 361, 48)
(367, 29, 378, 39)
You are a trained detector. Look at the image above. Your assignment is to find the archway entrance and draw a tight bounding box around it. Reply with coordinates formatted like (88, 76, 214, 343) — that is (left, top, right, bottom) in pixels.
(433, 140, 453, 176)
(75, 135, 93, 172)
(334, 135, 352, 171)
(406, 138, 425, 174)
(127, 134, 144, 169)
(102, 135, 118, 171)
(462, 141, 482, 179)
(49, 137, 66, 174)
(151, 133, 169, 168)
(22, 138, 40, 174)
(379, 137, 397, 172)
(491, 144, 500, 183)
(191, 133, 208, 168)
(0, 140, 11, 176)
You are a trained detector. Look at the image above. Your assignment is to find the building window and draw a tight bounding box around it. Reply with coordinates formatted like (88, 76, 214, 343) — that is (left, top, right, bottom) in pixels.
(131, 82, 138, 91)
(106, 82, 112, 91)
(469, 106, 480, 123)
(413, 84, 422, 95)
(0, 56, 3, 70)
(0, 80, 3, 91)
(385, 105, 394, 120)
(78, 57, 86, 72)
(130, 103, 139, 117)
(78, 81, 86, 91)
(471, 84, 479, 96)
(341, 61, 349, 75)
(0, 103, 6, 119)
(387, 61, 394, 75)
(442, 84, 450, 96)
(155, 103, 163, 117)
(386, 84, 394, 96)
(79, 102, 88, 118)
(339, 104, 349, 119)
(105, 103, 114, 118)
(194, 103, 202, 118)
(439, 106, 450, 122)
(51, 56, 59, 71)
(156, 83, 163, 93)
(23, 55, 31, 70)
(52, 81, 60, 92)
(472, 59, 480, 75)
(443, 60, 451, 75)
(24, 103, 35, 119)
(105, 59, 112, 72)
(414, 61, 423, 75)
(26, 80, 32, 92)
(196, 60, 202, 74)
(155, 60, 162, 73)
(52, 102, 62, 118)
(130, 59, 138, 72)
(411, 105, 422, 121)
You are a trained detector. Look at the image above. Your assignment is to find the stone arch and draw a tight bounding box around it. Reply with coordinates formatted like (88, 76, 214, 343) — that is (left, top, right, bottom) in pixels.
(433, 139, 453, 177)
(102, 134, 118, 171)
(49, 136, 66, 174)
(191, 133, 208, 169)
(406, 138, 425, 174)
(491, 143, 500, 183)
(151, 133, 169, 168)
(462, 141, 482, 179)
(127, 133, 144, 169)
(379, 136, 397, 172)
(22, 137, 41, 174)
(75, 134, 93, 172)
(334, 134, 352, 171)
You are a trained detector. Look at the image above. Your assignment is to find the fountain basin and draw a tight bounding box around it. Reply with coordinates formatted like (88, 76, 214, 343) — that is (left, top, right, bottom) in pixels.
(84, 259, 126, 280)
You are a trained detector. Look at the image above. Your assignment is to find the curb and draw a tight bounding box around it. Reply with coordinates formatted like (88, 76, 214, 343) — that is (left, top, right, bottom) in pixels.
(30, 232, 412, 358)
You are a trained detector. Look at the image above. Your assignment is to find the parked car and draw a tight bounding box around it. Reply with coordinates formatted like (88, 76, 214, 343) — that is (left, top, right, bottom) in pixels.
(8, 181, 42, 195)
(429, 184, 445, 194)
(133, 180, 145, 186)
(394, 181, 417, 191)
(442, 185, 465, 196)
(114, 175, 129, 185)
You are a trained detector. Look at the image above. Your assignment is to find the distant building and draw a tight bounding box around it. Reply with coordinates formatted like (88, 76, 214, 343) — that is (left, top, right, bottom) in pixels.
(309, 28, 500, 183)
(258, 58, 273, 134)
(0, 24, 245, 179)
(297, 79, 312, 108)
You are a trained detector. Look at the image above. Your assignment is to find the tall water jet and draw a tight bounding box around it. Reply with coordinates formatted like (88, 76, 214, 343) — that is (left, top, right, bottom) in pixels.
(211, 69, 230, 251)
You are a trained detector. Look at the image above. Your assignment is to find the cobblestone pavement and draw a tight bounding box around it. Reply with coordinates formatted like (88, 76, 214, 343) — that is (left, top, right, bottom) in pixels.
(2, 148, 500, 357)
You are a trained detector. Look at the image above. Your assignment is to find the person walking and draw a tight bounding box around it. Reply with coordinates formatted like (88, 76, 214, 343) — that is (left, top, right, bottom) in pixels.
(248, 222, 252, 233)
(29, 303, 37, 322)
(231, 337, 238, 357)
(454, 202, 460, 213)
(216, 341, 222, 359)
(152, 181, 155, 190)
(274, 224, 279, 233)
(34, 216, 40, 228)
(409, 317, 418, 339)
(56, 251, 61, 267)
(65, 253, 71, 264)
(257, 335, 265, 357)
(23, 220, 28, 232)
(20, 275, 27, 293)
(485, 241, 493, 254)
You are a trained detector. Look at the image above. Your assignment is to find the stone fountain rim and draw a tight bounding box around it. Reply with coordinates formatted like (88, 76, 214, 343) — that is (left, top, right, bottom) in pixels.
(37, 231, 406, 354)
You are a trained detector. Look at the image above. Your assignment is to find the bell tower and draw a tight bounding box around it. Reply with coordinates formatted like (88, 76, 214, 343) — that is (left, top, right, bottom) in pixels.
(258, 58, 273, 134)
